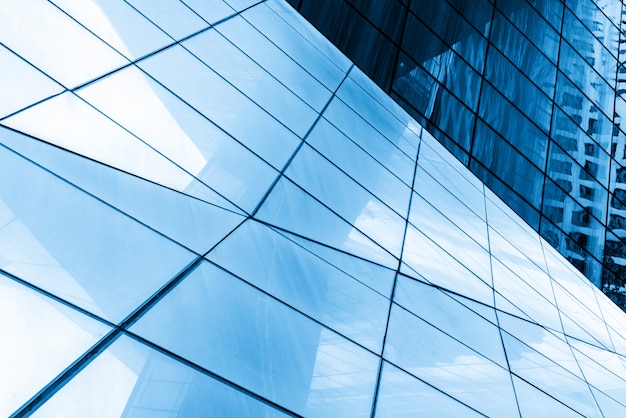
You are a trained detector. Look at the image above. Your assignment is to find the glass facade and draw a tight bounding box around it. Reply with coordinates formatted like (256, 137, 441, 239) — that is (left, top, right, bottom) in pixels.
(288, 0, 626, 309)
(2, 0, 626, 416)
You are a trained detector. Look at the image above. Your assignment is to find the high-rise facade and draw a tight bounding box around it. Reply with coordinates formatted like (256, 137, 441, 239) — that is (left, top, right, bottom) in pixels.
(3, 0, 626, 416)
(289, 0, 626, 308)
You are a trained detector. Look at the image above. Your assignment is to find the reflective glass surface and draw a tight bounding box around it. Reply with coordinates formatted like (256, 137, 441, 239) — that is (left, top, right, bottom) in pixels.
(2, 1, 626, 416)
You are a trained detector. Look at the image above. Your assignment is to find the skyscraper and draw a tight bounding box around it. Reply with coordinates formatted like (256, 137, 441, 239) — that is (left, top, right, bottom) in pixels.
(289, 0, 626, 309)
(2, 0, 626, 416)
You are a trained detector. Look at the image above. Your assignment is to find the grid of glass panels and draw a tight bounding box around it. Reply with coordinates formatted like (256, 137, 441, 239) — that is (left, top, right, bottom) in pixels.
(2, 0, 626, 416)
(288, 0, 626, 310)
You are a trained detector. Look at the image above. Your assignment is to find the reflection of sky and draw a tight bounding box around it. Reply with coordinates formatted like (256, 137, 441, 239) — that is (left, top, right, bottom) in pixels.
(0, 200, 102, 317)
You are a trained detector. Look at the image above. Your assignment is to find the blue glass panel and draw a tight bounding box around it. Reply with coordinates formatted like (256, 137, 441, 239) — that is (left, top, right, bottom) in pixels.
(51, 0, 171, 60)
(131, 262, 379, 417)
(0, 274, 110, 417)
(512, 375, 584, 417)
(0, 144, 196, 323)
(499, 314, 584, 379)
(125, 0, 208, 40)
(178, 0, 234, 24)
(401, 224, 494, 307)
(255, 176, 397, 268)
(478, 84, 549, 169)
(502, 329, 600, 416)
(490, 11, 557, 98)
(273, 228, 396, 297)
(77, 66, 279, 213)
(286, 144, 405, 258)
(336, 75, 421, 159)
(409, 193, 491, 284)
(322, 98, 415, 184)
(491, 257, 563, 332)
(2, 93, 221, 201)
(241, 1, 349, 91)
(137, 45, 300, 170)
(496, 0, 560, 63)
(0, 128, 245, 255)
(375, 362, 484, 417)
(384, 304, 519, 417)
(413, 173, 487, 248)
(207, 220, 390, 353)
(216, 14, 333, 112)
(0, 0, 127, 88)
(0, 45, 63, 119)
(485, 47, 552, 133)
(306, 118, 412, 215)
(33, 335, 288, 418)
(183, 28, 318, 138)
(394, 276, 507, 368)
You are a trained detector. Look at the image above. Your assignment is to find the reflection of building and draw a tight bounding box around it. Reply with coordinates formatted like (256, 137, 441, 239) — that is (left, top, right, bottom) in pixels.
(4, 0, 626, 416)
(290, 0, 626, 307)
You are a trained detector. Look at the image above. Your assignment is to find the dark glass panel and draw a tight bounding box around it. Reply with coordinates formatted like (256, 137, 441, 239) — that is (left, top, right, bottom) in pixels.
(478, 83, 548, 168)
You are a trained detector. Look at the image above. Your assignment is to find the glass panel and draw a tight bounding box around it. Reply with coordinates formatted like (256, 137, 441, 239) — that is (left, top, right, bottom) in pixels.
(502, 329, 601, 417)
(408, 192, 491, 284)
(77, 66, 279, 213)
(336, 75, 421, 159)
(0, 0, 127, 88)
(216, 14, 333, 112)
(374, 362, 483, 417)
(401, 225, 494, 307)
(274, 228, 396, 297)
(264, 0, 352, 76)
(394, 276, 507, 368)
(131, 262, 379, 418)
(512, 375, 584, 417)
(555, 72, 613, 153)
(413, 171, 487, 249)
(571, 341, 626, 403)
(51, 0, 171, 60)
(0, 144, 196, 323)
(384, 304, 519, 417)
(206, 220, 390, 353)
(183, 28, 318, 138)
(0, 45, 63, 119)
(491, 258, 563, 332)
(241, 1, 349, 91)
(1, 128, 245, 254)
(478, 84, 548, 169)
(177, 0, 235, 24)
(409, 0, 488, 72)
(322, 97, 415, 184)
(496, 0, 560, 62)
(0, 274, 110, 417)
(490, 10, 557, 98)
(484, 47, 552, 133)
(306, 118, 412, 216)
(125, 0, 208, 40)
(562, 8, 617, 89)
(417, 132, 486, 217)
(33, 335, 288, 418)
(498, 312, 585, 379)
(286, 144, 405, 258)
(137, 45, 300, 170)
(473, 120, 544, 210)
(559, 41, 614, 119)
(489, 230, 552, 300)
(1, 93, 220, 201)
(255, 176, 397, 268)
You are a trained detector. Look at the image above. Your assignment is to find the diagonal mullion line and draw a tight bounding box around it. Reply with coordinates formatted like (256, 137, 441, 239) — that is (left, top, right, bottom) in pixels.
(249, 64, 354, 217)
(11, 256, 205, 417)
(370, 132, 420, 417)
